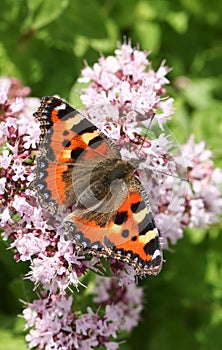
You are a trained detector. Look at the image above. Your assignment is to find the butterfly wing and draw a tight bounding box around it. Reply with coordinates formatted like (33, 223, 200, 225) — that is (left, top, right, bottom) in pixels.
(64, 176, 163, 276)
(106, 178, 163, 276)
(33, 96, 120, 213)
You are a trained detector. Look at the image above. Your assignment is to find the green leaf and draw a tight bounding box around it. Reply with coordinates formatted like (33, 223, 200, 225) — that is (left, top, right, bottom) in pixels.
(26, 0, 69, 30)
(182, 78, 217, 109)
(0, 43, 21, 77)
(166, 11, 189, 33)
(0, 313, 26, 350)
(90, 18, 118, 52)
(11, 213, 21, 221)
(135, 1, 157, 21)
(134, 21, 161, 53)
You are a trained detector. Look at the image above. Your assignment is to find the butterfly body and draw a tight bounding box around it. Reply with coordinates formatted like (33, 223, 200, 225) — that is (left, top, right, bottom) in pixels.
(33, 96, 163, 276)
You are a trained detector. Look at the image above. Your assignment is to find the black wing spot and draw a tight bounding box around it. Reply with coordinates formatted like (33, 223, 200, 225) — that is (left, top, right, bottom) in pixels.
(138, 215, 155, 236)
(88, 135, 103, 149)
(121, 229, 129, 238)
(152, 254, 162, 267)
(143, 237, 157, 255)
(57, 109, 77, 120)
(71, 147, 85, 160)
(114, 211, 128, 225)
(131, 235, 137, 242)
(131, 201, 146, 213)
(71, 119, 96, 135)
(62, 139, 71, 148)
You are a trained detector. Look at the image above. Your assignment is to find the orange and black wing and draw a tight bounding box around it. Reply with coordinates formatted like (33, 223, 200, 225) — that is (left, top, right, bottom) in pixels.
(64, 177, 163, 276)
(33, 96, 119, 213)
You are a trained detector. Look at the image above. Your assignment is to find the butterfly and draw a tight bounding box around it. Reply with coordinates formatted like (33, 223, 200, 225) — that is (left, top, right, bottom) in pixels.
(33, 96, 163, 276)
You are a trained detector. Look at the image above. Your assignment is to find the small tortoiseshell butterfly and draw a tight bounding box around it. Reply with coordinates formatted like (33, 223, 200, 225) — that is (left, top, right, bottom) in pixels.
(33, 96, 163, 276)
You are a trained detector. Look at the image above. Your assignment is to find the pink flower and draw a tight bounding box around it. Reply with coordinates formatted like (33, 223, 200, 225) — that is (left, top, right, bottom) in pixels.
(0, 77, 10, 104)
(28, 240, 84, 292)
(79, 41, 172, 144)
(0, 177, 6, 194)
(22, 279, 142, 350)
(93, 269, 143, 333)
(23, 295, 76, 349)
(13, 233, 48, 261)
(0, 207, 13, 225)
(12, 158, 26, 181)
(179, 135, 222, 228)
(10, 96, 25, 114)
(0, 149, 12, 169)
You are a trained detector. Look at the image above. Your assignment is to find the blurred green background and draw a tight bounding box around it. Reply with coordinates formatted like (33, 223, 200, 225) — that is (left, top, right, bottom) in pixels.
(0, 0, 222, 349)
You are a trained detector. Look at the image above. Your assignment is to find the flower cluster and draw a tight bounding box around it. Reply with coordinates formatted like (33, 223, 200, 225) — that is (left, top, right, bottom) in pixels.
(0, 40, 222, 350)
(180, 136, 222, 228)
(79, 42, 173, 142)
(0, 77, 40, 229)
(23, 271, 142, 350)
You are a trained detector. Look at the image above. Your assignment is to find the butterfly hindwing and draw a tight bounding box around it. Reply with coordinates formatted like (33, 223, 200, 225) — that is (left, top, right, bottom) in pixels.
(64, 177, 162, 276)
(108, 180, 163, 276)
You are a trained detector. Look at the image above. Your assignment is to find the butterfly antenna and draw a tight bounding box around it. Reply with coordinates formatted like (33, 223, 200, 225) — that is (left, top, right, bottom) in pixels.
(137, 113, 190, 183)
(137, 112, 155, 157)
(148, 167, 190, 182)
